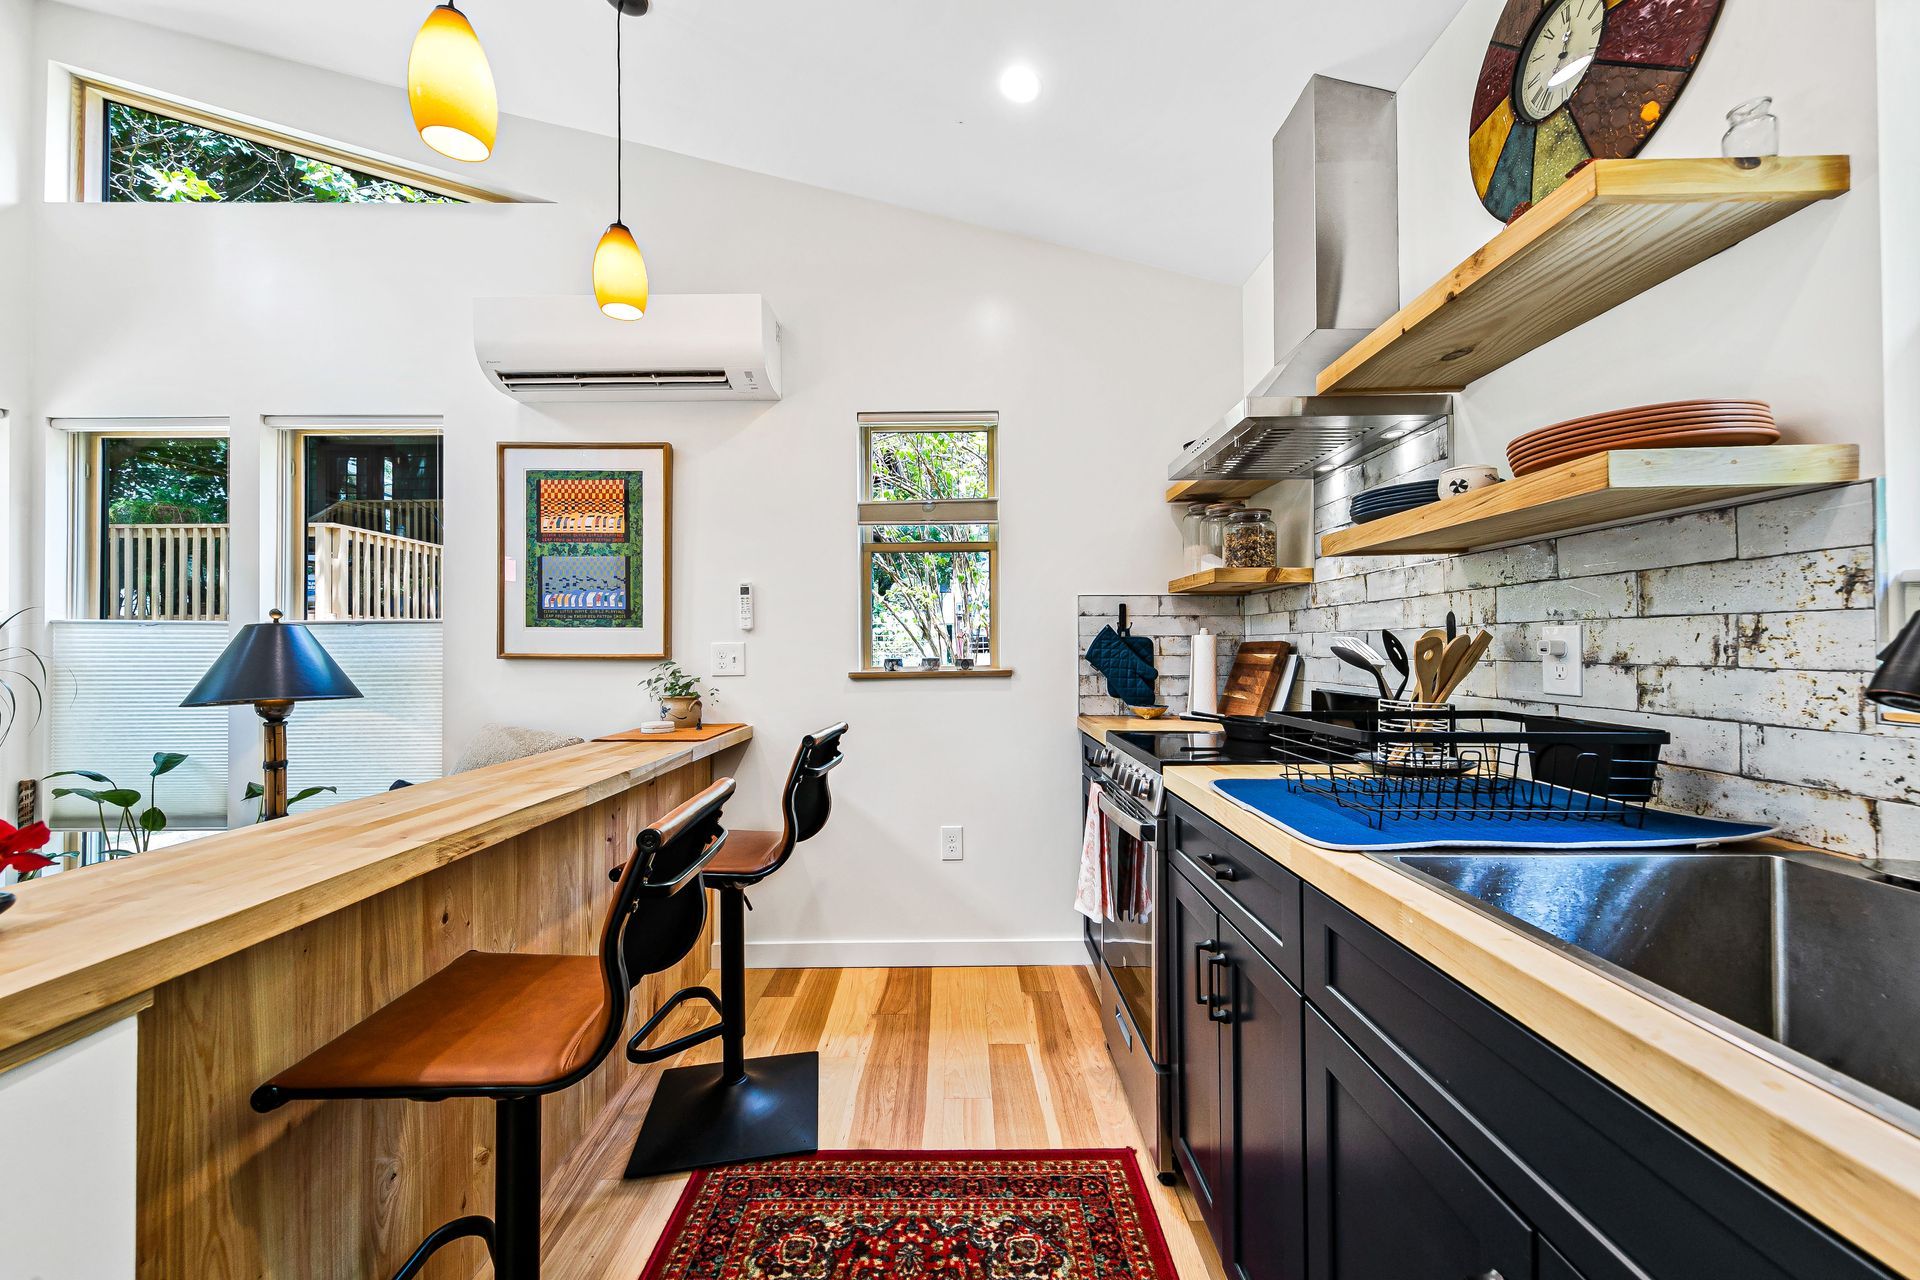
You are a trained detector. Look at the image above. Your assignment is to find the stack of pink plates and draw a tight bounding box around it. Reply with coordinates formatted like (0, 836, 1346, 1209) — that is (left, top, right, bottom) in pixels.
(1506, 401, 1780, 477)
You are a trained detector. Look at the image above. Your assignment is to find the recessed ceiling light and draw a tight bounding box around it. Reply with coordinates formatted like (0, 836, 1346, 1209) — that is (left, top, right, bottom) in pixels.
(999, 64, 1042, 105)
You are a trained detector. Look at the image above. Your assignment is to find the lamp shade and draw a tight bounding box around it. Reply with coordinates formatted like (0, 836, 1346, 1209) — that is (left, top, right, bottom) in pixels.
(408, 3, 497, 163)
(593, 222, 650, 320)
(181, 612, 363, 708)
(1868, 613, 1920, 714)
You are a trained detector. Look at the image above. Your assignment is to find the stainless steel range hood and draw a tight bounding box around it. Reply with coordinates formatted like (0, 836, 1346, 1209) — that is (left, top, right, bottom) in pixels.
(1169, 76, 1451, 488)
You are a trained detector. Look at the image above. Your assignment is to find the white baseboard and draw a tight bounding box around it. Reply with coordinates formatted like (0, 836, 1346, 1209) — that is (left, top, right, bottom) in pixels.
(714, 937, 1090, 969)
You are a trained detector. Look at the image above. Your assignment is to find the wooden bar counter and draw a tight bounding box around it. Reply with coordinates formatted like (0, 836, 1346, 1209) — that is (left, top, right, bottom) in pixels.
(0, 727, 749, 1280)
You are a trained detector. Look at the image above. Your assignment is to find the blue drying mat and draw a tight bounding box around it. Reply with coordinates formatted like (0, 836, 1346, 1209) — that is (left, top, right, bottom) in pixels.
(1212, 777, 1776, 852)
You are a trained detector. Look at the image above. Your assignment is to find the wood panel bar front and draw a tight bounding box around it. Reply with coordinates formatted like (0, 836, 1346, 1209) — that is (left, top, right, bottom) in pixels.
(136, 765, 717, 1279)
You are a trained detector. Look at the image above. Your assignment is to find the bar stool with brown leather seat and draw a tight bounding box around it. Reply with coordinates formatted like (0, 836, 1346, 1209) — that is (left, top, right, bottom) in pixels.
(623, 722, 848, 1177)
(249, 778, 737, 1280)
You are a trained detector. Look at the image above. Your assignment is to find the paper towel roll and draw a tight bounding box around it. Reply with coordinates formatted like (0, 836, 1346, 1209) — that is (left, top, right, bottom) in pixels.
(1190, 628, 1218, 717)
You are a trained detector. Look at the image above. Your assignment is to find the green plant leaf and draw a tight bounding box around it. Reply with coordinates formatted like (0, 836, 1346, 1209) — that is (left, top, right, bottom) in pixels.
(243, 782, 264, 800)
(45, 769, 114, 785)
(50, 786, 108, 804)
(150, 752, 188, 778)
(287, 786, 337, 806)
(98, 788, 144, 808)
(139, 807, 168, 833)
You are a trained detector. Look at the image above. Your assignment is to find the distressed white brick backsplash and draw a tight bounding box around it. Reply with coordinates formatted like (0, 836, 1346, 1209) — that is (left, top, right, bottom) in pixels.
(1078, 479, 1912, 858)
(1076, 595, 1242, 717)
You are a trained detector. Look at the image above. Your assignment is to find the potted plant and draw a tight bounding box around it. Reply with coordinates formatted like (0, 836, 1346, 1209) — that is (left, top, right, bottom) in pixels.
(45, 751, 189, 858)
(641, 661, 718, 730)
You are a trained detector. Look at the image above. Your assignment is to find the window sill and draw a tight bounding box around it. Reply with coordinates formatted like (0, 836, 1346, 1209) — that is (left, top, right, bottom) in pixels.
(847, 667, 1015, 681)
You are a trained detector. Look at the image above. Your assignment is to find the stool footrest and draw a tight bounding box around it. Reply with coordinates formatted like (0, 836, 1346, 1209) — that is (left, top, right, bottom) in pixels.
(628, 985, 725, 1064)
(392, 1214, 494, 1280)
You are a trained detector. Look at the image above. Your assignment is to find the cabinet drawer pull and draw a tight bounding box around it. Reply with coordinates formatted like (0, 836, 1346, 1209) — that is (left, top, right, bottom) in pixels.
(1194, 939, 1223, 1005)
(1468, 1271, 1504, 1280)
(1207, 954, 1233, 1022)
(1210, 862, 1238, 882)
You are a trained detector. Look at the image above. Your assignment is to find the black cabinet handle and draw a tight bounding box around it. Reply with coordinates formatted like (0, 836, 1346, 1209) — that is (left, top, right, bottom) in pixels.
(1210, 862, 1238, 882)
(1467, 1271, 1504, 1280)
(1207, 955, 1233, 1023)
(1193, 939, 1223, 1005)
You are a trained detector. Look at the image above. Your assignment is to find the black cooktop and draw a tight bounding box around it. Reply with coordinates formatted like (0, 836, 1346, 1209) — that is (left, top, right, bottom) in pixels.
(1111, 730, 1278, 770)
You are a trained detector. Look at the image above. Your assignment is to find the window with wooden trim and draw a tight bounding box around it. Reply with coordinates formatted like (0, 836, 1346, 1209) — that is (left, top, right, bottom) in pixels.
(855, 413, 1005, 678)
(71, 77, 503, 205)
(73, 427, 232, 623)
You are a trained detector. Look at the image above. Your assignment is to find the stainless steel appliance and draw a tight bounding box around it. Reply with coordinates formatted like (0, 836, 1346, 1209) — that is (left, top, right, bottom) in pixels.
(1167, 76, 1452, 494)
(1080, 732, 1173, 1178)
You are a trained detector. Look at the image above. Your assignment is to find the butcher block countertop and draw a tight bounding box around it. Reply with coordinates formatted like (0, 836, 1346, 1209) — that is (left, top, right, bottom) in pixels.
(0, 727, 751, 1057)
(1077, 714, 1222, 739)
(1164, 763, 1920, 1277)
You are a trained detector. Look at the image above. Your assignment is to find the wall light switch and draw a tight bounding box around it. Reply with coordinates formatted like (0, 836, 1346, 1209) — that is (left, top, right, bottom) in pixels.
(1540, 624, 1583, 697)
(941, 825, 964, 862)
(711, 642, 746, 677)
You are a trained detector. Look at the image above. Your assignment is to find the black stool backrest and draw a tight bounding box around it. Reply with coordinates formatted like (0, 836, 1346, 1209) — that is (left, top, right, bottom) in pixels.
(592, 778, 733, 1060)
(779, 722, 848, 857)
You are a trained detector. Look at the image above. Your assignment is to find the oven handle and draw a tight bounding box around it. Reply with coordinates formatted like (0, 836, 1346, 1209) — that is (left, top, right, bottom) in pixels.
(1097, 791, 1156, 843)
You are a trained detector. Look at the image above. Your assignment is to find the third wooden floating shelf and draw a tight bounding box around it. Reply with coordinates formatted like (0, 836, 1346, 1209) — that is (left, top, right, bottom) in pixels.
(1314, 156, 1851, 396)
(1319, 445, 1861, 558)
(1169, 566, 1314, 596)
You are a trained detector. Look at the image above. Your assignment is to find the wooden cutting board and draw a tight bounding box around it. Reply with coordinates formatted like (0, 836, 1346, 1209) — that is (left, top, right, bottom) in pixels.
(595, 722, 747, 743)
(1220, 642, 1293, 718)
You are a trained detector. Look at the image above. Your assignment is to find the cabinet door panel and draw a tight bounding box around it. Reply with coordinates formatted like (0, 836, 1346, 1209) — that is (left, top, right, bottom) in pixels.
(1305, 1008, 1533, 1280)
(1171, 868, 1227, 1244)
(1222, 918, 1307, 1280)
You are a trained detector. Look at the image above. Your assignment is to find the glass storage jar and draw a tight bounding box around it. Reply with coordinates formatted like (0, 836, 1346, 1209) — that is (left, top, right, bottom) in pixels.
(1224, 508, 1278, 568)
(1180, 502, 1211, 574)
(1199, 502, 1243, 570)
(1722, 96, 1779, 161)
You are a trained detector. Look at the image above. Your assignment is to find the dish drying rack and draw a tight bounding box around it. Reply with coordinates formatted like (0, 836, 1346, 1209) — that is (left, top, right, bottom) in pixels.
(1255, 706, 1670, 830)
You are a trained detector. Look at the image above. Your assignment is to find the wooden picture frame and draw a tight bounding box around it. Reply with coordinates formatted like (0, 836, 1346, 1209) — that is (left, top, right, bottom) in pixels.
(496, 442, 672, 660)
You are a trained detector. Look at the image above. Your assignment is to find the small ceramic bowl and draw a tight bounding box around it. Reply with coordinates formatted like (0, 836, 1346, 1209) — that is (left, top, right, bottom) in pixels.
(1128, 705, 1171, 720)
(1440, 465, 1502, 498)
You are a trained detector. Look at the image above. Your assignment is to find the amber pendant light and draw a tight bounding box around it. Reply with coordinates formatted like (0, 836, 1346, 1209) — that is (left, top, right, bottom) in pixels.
(407, 3, 497, 163)
(592, 5, 650, 320)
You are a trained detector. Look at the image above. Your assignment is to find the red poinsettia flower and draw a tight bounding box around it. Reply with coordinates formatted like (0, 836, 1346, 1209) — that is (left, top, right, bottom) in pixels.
(0, 819, 54, 875)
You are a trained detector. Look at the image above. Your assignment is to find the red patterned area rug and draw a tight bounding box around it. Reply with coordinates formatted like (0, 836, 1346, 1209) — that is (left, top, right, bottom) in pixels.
(638, 1149, 1179, 1279)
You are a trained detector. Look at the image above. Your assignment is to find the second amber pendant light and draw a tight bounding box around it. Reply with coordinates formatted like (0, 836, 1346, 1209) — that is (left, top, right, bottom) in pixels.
(593, 2, 650, 320)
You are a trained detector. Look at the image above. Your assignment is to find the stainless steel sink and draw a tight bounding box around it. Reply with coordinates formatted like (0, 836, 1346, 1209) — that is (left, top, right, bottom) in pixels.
(1371, 850, 1920, 1134)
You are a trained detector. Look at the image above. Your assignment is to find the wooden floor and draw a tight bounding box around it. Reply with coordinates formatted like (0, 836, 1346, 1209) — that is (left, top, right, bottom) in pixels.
(529, 965, 1224, 1280)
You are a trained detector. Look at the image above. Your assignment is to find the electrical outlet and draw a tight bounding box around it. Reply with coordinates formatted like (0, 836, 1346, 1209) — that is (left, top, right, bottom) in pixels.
(1540, 624, 1583, 697)
(711, 642, 746, 676)
(940, 825, 964, 862)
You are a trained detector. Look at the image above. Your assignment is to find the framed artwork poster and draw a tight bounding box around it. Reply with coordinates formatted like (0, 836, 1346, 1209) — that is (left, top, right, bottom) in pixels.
(497, 442, 672, 659)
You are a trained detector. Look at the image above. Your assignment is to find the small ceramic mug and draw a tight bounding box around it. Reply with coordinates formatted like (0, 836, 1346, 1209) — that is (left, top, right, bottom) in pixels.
(1441, 465, 1502, 498)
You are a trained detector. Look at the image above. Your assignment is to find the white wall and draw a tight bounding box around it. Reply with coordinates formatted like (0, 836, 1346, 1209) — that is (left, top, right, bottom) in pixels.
(21, 3, 1240, 962)
(1399, 0, 1884, 478)
(0, 0, 38, 802)
(1878, 0, 1919, 594)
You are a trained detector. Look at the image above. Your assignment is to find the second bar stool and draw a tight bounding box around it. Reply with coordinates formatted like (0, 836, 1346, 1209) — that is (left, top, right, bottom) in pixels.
(624, 722, 848, 1177)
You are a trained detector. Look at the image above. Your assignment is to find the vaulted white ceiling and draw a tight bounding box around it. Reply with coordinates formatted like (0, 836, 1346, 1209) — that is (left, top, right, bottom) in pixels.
(58, 0, 1467, 282)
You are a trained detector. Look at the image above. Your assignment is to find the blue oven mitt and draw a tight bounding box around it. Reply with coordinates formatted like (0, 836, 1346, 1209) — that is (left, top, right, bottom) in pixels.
(1086, 625, 1158, 707)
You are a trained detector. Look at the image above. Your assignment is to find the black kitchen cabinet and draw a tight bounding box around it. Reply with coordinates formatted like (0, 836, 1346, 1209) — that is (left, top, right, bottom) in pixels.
(1170, 862, 1307, 1280)
(1304, 1006, 1532, 1280)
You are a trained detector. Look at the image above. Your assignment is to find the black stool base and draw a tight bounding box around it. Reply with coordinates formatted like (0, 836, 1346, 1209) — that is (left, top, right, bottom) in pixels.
(624, 1051, 820, 1178)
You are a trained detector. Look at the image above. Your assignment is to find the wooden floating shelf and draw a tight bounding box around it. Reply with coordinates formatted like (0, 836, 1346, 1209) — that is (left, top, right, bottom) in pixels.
(1169, 566, 1314, 596)
(1165, 478, 1278, 504)
(1316, 156, 1851, 396)
(1319, 445, 1860, 558)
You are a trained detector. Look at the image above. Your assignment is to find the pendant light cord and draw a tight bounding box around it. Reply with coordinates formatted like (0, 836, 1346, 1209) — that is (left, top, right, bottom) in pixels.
(614, 5, 624, 226)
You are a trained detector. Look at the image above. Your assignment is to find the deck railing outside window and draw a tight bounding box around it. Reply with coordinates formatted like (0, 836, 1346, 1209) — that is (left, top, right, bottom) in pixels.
(105, 523, 229, 621)
(310, 524, 443, 620)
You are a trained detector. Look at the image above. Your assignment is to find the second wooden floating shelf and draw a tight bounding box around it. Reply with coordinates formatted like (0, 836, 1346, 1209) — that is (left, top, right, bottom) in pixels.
(1169, 566, 1314, 596)
(1319, 445, 1860, 558)
(1316, 156, 1851, 396)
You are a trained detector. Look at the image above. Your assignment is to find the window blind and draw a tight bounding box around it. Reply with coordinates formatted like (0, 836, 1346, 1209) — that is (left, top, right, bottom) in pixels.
(47, 622, 230, 827)
(286, 623, 442, 808)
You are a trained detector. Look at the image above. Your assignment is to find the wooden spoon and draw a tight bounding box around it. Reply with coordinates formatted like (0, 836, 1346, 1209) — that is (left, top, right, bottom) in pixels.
(1436, 631, 1495, 702)
(1434, 634, 1472, 701)
(1412, 629, 1448, 704)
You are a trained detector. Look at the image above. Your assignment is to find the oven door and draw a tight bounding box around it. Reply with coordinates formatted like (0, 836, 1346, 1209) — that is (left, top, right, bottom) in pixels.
(1096, 789, 1161, 1065)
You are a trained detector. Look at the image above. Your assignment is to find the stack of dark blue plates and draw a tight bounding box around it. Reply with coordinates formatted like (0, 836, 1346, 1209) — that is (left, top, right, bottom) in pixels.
(1349, 480, 1440, 525)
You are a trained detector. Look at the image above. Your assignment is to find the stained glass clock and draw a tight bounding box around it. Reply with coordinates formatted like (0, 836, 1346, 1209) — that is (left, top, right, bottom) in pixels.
(1469, 0, 1725, 222)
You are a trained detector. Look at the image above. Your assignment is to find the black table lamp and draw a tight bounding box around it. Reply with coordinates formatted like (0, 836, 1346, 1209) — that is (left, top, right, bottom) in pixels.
(1868, 613, 1920, 715)
(182, 610, 362, 820)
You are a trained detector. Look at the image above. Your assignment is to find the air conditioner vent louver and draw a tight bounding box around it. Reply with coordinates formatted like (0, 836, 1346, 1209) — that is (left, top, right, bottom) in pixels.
(474, 295, 781, 403)
(496, 370, 733, 392)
